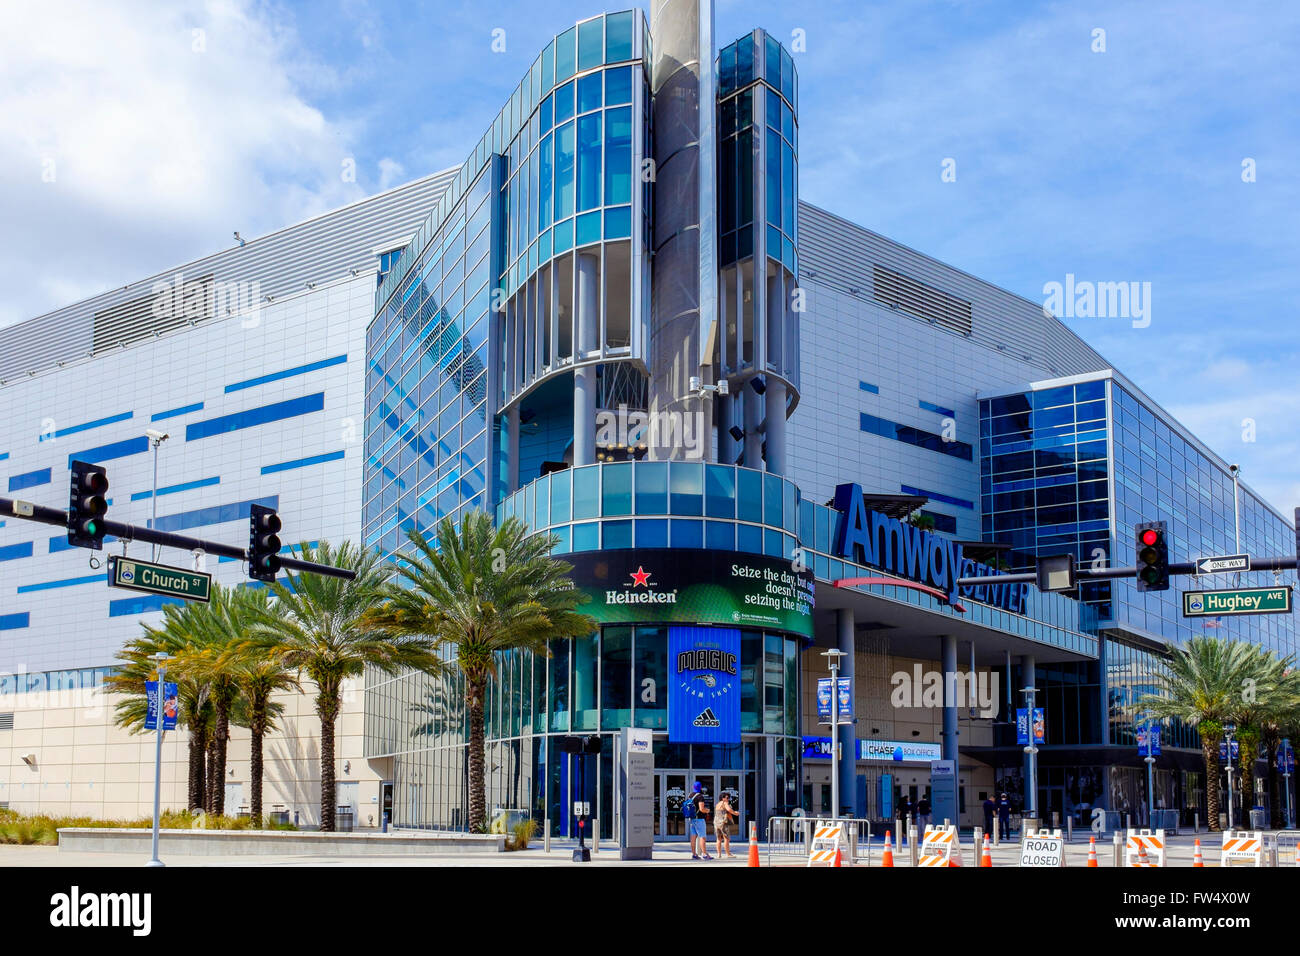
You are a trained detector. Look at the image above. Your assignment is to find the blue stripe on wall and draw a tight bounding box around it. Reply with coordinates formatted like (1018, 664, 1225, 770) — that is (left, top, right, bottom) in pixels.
(859, 381, 880, 394)
(0, 612, 30, 631)
(17, 573, 107, 593)
(919, 400, 956, 417)
(900, 484, 975, 510)
(7, 467, 51, 492)
(151, 495, 278, 534)
(109, 594, 187, 617)
(225, 354, 347, 393)
(0, 452, 9, 461)
(186, 394, 325, 441)
(0, 541, 34, 561)
(261, 450, 345, 475)
(39, 411, 134, 442)
(151, 402, 205, 422)
(130, 475, 220, 501)
(68, 435, 149, 468)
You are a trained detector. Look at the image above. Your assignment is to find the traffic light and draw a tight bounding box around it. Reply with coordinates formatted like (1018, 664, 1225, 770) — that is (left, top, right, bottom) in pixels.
(1135, 521, 1169, 592)
(68, 460, 109, 549)
(248, 504, 282, 582)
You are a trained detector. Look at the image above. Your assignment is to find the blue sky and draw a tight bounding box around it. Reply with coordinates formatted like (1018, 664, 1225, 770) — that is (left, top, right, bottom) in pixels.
(2, 0, 1297, 516)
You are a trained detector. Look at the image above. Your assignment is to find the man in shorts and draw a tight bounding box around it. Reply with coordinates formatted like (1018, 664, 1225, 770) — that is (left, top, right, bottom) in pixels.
(690, 781, 711, 859)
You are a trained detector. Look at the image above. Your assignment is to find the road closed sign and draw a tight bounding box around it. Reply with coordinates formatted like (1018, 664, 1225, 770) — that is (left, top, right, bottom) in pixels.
(1020, 833, 1065, 867)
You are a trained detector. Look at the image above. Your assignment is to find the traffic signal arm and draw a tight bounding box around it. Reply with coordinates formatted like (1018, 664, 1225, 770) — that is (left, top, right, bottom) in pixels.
(3, 495, 355, 580)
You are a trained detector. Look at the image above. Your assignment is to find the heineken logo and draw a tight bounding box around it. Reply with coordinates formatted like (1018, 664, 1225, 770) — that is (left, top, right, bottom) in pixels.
(605, 564, 678, 606)
(693, 707, 720, 728)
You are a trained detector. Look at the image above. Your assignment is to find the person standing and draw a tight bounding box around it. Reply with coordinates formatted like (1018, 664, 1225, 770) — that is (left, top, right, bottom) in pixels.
(917, 794, 932, 833)
(714, 792, 739, 858)
(997, 792, 1011, 839)
(688, 781, 712, 860)
(982, 794, 996, 836)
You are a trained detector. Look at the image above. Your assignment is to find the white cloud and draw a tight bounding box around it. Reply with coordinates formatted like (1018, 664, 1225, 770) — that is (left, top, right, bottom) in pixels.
(0, 0, 369, 328)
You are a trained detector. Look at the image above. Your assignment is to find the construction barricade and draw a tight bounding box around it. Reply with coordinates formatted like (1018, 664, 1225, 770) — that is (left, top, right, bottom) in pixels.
(807, 821, 847, 866)
(1020, 828, 1066, 867)
(917, 824, 959, 867)
(1220, 830, 1264, 867)
(1124, 829, 1166, 867)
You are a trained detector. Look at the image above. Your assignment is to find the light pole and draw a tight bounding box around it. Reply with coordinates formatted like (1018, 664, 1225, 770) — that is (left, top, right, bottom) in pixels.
(1223, 722, 1237, 830)
(1283, 738, 1294, 830)
(146, 429, 169, 561)
(822, 648, 846, 820)
(147, 652, 169, 868)
(1022, 687, 1039, 826)
(1142, 717, 1156, 827)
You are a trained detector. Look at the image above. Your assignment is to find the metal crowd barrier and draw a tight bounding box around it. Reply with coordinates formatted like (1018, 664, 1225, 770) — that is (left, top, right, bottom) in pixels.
(764, 816, 872, 865)
(1273, 830, 1300, 865)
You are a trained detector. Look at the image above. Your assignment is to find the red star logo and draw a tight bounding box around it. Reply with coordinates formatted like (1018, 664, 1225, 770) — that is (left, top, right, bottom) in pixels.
(628, 566, 652, 587)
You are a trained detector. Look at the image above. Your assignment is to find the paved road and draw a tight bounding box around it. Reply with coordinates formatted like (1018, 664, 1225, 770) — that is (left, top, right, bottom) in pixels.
(0, 830, 1290, 866)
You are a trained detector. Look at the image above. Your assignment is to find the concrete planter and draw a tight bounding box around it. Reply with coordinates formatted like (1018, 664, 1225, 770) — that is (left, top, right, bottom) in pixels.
(57, 827, 505, 856)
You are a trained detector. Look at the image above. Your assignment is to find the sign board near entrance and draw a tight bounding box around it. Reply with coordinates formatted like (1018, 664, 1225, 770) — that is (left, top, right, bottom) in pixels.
(108, 555, 211, 603)
(1183, 587, 1292, 617)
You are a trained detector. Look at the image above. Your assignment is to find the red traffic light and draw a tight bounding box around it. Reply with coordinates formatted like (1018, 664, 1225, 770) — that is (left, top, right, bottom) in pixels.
(1140, 528, 1159, 546)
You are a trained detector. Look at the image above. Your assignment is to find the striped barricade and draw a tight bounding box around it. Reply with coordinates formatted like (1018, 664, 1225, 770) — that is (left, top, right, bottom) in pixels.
(1124, 829, 1166, 867)
(918, 824, 958, 867)
(1220, 830, 1264, 867)
(807, 822, 846, 867)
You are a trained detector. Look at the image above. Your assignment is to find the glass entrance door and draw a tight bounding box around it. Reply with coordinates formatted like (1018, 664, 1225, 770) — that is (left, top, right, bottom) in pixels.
(661, 773, 688, 838)
(656, 772, 748, 842)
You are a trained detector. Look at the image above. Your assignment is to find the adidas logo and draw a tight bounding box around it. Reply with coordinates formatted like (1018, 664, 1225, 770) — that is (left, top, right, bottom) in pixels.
(693, 708, 720, 728)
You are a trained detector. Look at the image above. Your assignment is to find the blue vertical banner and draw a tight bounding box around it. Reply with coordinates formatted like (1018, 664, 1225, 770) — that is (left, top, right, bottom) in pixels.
(1016, 708, 1045, 745)
(816, 677, 852, 723)
(145, 681, 179, 731)
(668, 625, 741, 744)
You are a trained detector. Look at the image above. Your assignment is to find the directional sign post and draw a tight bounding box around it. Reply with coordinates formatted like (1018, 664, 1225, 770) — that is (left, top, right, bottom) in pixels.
(1194, 554, 1250, 576)
(108, 555, 211, 603)
(1183, 586, 1291, 617)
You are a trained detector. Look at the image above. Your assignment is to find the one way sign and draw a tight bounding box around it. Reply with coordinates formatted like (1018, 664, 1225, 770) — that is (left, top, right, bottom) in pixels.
(1195, 553, 1250, 575)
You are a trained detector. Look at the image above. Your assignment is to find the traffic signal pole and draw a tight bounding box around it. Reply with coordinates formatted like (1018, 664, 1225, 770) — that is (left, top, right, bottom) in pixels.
(2, 495, 356, 581)
(957, 554, 1300, 588)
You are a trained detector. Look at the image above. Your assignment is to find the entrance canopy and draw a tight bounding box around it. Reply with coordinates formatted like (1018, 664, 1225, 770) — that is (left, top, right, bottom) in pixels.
(810, 577, 1097, 665)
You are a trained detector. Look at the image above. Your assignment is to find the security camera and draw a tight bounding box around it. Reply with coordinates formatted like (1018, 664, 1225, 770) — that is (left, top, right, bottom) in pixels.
(1229, 464, 1239, 474)
(146, 429, 169, 442)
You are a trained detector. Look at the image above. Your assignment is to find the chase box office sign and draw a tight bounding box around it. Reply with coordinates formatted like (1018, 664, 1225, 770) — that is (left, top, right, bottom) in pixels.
(668, 626, 741, 744)
(832, 482, 1028, 614)
(564, 549, 815, 639)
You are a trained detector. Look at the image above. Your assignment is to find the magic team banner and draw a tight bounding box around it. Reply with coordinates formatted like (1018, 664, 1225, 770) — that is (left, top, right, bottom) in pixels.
(564, 549, 815, 639)
(668, 625, 741, 744)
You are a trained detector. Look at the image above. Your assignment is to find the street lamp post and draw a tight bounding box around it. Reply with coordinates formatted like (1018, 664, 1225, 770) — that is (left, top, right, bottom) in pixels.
(1022, 687, 1039, 826)
(1224, 722, 1237, 830)
(821, 649, 846, 822)
(147, 652, 169, 868)
(1142, 717, 1156, 827)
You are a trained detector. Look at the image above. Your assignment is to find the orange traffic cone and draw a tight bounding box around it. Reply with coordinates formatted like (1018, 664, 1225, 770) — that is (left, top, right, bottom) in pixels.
(881, 832, 894, 867)
(981, 834, 993, 867)
(747, 822, 760, 868)
(1087, 836, 1098, 867)
(833, 847, 843, 867)
(1192, 838, 1203, 868)
(1137, 843, 1150, 867)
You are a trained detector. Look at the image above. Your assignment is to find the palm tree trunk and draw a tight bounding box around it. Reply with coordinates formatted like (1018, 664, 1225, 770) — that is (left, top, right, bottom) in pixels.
(212, 704, 229, 816)
(1204, 734, 1221, 831)
(205, 736, 218, 814)
(319, 708, 336, 832)
(1239, 738, 1255, 815)
(188, 732, 206, 812)
(468, 678, 486, 832)
(250, 706, 265, 825)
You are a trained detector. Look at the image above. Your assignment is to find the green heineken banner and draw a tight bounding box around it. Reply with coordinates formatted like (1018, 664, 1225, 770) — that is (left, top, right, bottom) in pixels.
(564, 549, 815, 639)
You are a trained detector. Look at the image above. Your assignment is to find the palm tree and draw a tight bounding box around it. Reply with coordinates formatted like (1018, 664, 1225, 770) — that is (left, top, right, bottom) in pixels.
(175, 585, 249, 817)
(255, 541, 444, 831)
(1141, 636, 1269, 831)
(106, 601, 215, 812)
(1228, 649, 1300, 817)
(223, 587, 299, 823)
(363, 512, 596, 832)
